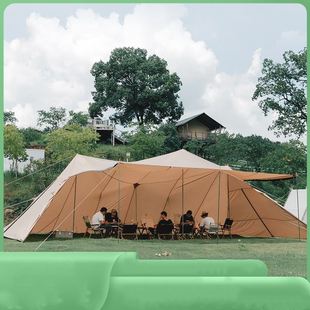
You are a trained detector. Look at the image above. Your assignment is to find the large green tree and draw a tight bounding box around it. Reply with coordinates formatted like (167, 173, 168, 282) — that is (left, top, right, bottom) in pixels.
(252, 48, 307, 137)
(89, 47, 184, 126)
(4, 125, 28, 175)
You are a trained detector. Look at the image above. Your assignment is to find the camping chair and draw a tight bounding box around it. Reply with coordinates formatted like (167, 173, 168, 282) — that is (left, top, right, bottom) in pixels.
(83, 216, 103, 238)
(196, 226, 209, 239)
(157, 223, 174, 240)
(220, 218, 234, 239)
(120, 224, 138, 240)
(207, 223, 220, 239)
(179, 224, 195, 239)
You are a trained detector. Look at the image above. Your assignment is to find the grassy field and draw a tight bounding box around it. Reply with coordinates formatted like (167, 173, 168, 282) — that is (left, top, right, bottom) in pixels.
(4, 236, 306, 277)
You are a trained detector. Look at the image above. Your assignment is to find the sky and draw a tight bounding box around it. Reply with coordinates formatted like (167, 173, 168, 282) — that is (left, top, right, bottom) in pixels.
(4, 4, 307, 141)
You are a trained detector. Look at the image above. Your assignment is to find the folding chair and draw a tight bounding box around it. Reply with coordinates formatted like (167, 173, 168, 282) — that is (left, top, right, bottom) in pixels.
(157, 224, 174, 240)
(207, 223, 220, 239)
(179, 224, 195, 239)
(220, 218, 234, 238)
(120, 224, 138, 240)
(83, 216, 103, 238)
(196, 226, 209, 239)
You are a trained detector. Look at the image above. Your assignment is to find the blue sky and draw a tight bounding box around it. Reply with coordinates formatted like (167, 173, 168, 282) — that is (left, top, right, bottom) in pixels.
(4, 4, 306, 141)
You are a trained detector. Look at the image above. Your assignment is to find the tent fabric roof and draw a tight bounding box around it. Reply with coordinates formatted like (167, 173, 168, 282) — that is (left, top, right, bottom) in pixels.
(4, 154, 117, 241)
(136, 149, 293, 181)
(284, 189, 307, 224)
(136, 149, 231, 170)
(4, 152, 301, 242)
(176, 113, 225, 131)
(225, 170, 293, 181)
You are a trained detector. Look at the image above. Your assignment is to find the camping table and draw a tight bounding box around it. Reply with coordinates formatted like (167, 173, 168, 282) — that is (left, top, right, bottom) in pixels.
(110, 224, 121, 238)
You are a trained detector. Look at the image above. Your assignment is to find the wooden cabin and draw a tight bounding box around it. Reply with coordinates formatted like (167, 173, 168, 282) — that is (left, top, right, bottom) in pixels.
(176, 113, 224, 141)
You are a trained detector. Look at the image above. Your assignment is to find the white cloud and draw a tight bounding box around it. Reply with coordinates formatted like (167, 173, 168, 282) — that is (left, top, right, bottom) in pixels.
(202, 48, 283, 140)
(11, 104, 36, 128)
(5, 5, 218, 129)
(4, 5, 291, 142)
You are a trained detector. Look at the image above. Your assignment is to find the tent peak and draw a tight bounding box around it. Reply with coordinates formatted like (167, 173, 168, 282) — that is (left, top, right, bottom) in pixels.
(136, 149, 231, 170)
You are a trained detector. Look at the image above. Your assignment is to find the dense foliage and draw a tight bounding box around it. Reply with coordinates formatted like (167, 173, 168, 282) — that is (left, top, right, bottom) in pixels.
(45, 124, 99, 161)
(4, 125, 28, 175)
(4, 111, 17, 125)
(89, 47, 183, 126)
(37, 107, 67, 132)
(252, 48, 307, 138)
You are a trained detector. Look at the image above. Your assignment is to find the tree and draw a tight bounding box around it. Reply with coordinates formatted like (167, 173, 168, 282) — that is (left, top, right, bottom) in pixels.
(4, 111, 17, 125)
(126, 126, 165, 160)
(259, 140, 306, 175)
(20, 128, 45, 148)
(252, 48, 307, 137)
(4, 125, 28, 175)
(89, 47, 184, 126)
(67, 111, 89, 127)
(37, 107, 67, 131)
(158, 123, 181, 153)
(45, 124, 99, 161)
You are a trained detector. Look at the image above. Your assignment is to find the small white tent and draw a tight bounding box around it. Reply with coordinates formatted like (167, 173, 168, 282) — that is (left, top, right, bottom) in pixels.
(284, 189, 307, 224)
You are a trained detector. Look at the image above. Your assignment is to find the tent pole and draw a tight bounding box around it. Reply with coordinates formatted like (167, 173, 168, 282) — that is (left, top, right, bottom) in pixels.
(216, 171, 221, 242)
(72, 175, 77, 235)
(194, 172, 218, 218)
(241, 189, 274, 237)
(295, 173, 301, 241)
(181, 168, 184, 238)
(135, 185, 138, 226)
(227, 174, 231, 219)
(117, 178, 121, 242)
(93, 170, 117, 216)
(50, 180, 75, 233)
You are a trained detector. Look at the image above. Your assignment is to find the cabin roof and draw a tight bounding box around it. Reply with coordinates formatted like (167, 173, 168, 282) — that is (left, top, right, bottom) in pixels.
(176, 113, 225, 131)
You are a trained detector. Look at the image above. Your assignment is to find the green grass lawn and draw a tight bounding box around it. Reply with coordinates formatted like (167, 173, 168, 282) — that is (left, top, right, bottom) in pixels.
(4, 236, 306, 277)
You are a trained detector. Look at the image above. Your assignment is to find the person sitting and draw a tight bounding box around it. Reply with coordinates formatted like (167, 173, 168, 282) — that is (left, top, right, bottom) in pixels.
(91, 207, 113, 237)
(106, 209, 121, 224)
(91, 207, 107, 227)
(105, 209, 121, 237)
(199, 212, 215, 232)
(156, 211, 174, 239)
(180, 210, 195, 234)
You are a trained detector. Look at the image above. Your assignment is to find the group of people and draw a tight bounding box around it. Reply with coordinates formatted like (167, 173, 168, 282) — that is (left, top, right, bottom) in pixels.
(157, 210, 215, 233)
(91, 207, 215, 237)
(91, 207, 121, 236)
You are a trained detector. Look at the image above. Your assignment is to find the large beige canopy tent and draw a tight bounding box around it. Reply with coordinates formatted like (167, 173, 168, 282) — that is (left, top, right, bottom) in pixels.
(4, 150, 306, 241)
